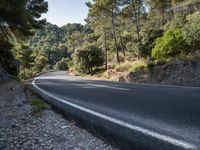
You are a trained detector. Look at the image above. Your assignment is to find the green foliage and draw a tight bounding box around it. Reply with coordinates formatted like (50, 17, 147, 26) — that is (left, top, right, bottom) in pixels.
(183, 11, 200, 52)
(114, 60, 147, 72)
(0, 0, 47, 75)
(73, 45, 104, 73)
(140, 28, 164, 57)
(1, 0, 200, 78)
(115, 61, 133, 72)
(31, 98, 48, 112)
(128, 61, 147, 72)
(16, 45, 34, 69)
(152, 29, 186, 60)
(15, 44, 34, 79)
(152, 11, 200, 61)
(28, 23, 75, 67)
(34, 55, 48, 73)
(0, 0, 48, 40)
(54, 58, 69, 71)
(164, 14, 187, 30)
(67, 31, 84, 52)
(0, 43, 17, 75)
(147, 61, 155, 69)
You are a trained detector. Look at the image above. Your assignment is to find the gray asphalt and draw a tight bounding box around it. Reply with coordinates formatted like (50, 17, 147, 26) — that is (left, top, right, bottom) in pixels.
(33, 71, 200, 150)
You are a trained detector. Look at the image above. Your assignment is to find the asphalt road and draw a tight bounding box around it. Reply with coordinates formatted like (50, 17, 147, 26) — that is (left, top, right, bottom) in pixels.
(32, 71, 200, 150)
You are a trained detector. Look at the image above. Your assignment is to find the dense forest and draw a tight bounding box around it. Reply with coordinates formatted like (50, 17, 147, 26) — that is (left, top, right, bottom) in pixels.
(0, 0, 48, 76)
(28, 23, 84, 68)
(1, 0, 200, 79)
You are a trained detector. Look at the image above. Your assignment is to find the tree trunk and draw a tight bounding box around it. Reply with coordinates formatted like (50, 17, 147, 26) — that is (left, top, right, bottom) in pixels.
(119, 36, 126, 57)
(161, 1, 165, 27)
(24, 67, 26, 78)
(111, 9, 120, 63)
(131, 0, 141, 58)
(48, 49, 51, 68)
(103, 29, 108, 70)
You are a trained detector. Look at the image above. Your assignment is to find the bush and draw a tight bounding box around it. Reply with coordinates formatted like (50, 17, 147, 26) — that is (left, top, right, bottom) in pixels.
(54, 58, 69, 71)
(140, 28, 164, 57)
(115, 60, 147, 72)
(34, 55, 48, 73)
(147, 61, 155, 69)
(73, 44, 104, 73)
(31, 98, 48, 112)
(152, 29, 187, 60)
(129, 60, 147, 72)
(183, 11, 200, 52)
(115, 61, 133, 72)
(164, 14, 187, 30)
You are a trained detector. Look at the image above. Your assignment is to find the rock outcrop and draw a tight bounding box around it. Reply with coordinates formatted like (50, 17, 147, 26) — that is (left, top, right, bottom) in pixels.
(126, 59, 200, 86)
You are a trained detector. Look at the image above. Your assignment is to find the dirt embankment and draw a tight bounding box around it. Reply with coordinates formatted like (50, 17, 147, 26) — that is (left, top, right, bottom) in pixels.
(95, 59, 200, 87)
(126, 59, 200, 86)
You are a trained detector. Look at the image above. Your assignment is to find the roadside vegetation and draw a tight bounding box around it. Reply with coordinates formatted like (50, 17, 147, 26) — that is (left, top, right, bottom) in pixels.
(1, 0, 200, 81)
(31, 98, 49, 112)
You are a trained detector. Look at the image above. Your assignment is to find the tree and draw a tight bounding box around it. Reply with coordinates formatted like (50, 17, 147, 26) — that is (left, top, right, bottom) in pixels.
(73, 44, 104, 73)
(34, 54, 48, 73)
(147, 0, 172, 28)
(87, 0, 110, 69)
(0, 0, 48, 40)
(16, 44, 34, 77)
(67, 31, 84, 52)
(121, 0, 146, 50)
(88, 0, 121, 63)
(0, 0, 48, 74)
(183, 11, 200, 52)
(140, 28, 164, 57)
(54, 58, 69, 71)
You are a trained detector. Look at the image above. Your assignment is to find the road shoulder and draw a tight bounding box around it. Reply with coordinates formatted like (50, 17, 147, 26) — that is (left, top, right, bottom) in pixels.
(0, 80, 117, 150)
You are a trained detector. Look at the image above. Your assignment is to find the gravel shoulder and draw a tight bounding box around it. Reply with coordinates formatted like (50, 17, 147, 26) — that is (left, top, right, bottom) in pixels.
(0, 80, 118, 150)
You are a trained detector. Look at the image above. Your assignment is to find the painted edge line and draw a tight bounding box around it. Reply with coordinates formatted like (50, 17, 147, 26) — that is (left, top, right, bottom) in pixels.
(36, 76, 200, 90)
(87, 83, 130, 91)
(32, 78, 196, 150)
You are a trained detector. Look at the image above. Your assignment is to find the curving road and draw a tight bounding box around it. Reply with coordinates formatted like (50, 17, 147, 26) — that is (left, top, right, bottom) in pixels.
(32, 71, 200, 150)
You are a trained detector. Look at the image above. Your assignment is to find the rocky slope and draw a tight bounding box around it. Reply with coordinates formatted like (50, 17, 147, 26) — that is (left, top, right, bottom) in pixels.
(126, 59, 200, 86)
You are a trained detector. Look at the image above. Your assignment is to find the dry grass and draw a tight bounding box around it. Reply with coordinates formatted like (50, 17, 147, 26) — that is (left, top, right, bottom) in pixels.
(114, 60, 147, 72)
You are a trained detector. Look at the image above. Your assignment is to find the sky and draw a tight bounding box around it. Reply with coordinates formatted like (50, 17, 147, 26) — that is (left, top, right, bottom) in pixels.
(42, 0, 90, 27)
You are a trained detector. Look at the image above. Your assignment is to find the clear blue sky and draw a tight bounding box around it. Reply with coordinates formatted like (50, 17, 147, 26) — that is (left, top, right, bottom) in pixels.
(42, 0, 90, 27)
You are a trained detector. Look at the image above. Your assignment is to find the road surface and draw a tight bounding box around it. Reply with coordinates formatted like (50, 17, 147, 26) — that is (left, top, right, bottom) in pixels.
(32, 71, 200, 150)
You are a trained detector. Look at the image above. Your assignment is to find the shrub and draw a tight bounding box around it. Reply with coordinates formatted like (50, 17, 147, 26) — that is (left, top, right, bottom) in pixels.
(140, 28, 164, 57)
(152, 29, 187, 60)
(147, 61, 155, 69)
(31, 98, 48, 112)
(183, 11, 200, 52)
(34, 55, 48, 73)
(115, 60, 147, 72)
(129, 60, 147, 72)
(54, 58, 69, 71)
(164, 14, 187, 30)
(115, 61, 133, 72)
(73, 44, 104, 73)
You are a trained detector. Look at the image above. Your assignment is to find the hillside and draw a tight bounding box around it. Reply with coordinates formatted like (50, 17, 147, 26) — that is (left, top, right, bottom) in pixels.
(28, 23, 85, 67)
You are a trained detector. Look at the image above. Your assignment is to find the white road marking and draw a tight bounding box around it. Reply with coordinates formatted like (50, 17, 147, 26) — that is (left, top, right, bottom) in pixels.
(87, 83, 130, 91)
(36, 75, 200, 89)
(32, 78, 196, 150)
(35, 77, 130, 91)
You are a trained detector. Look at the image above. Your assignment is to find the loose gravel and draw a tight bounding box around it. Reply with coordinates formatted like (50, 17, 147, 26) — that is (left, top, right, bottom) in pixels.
(0, 80, 118, 150)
